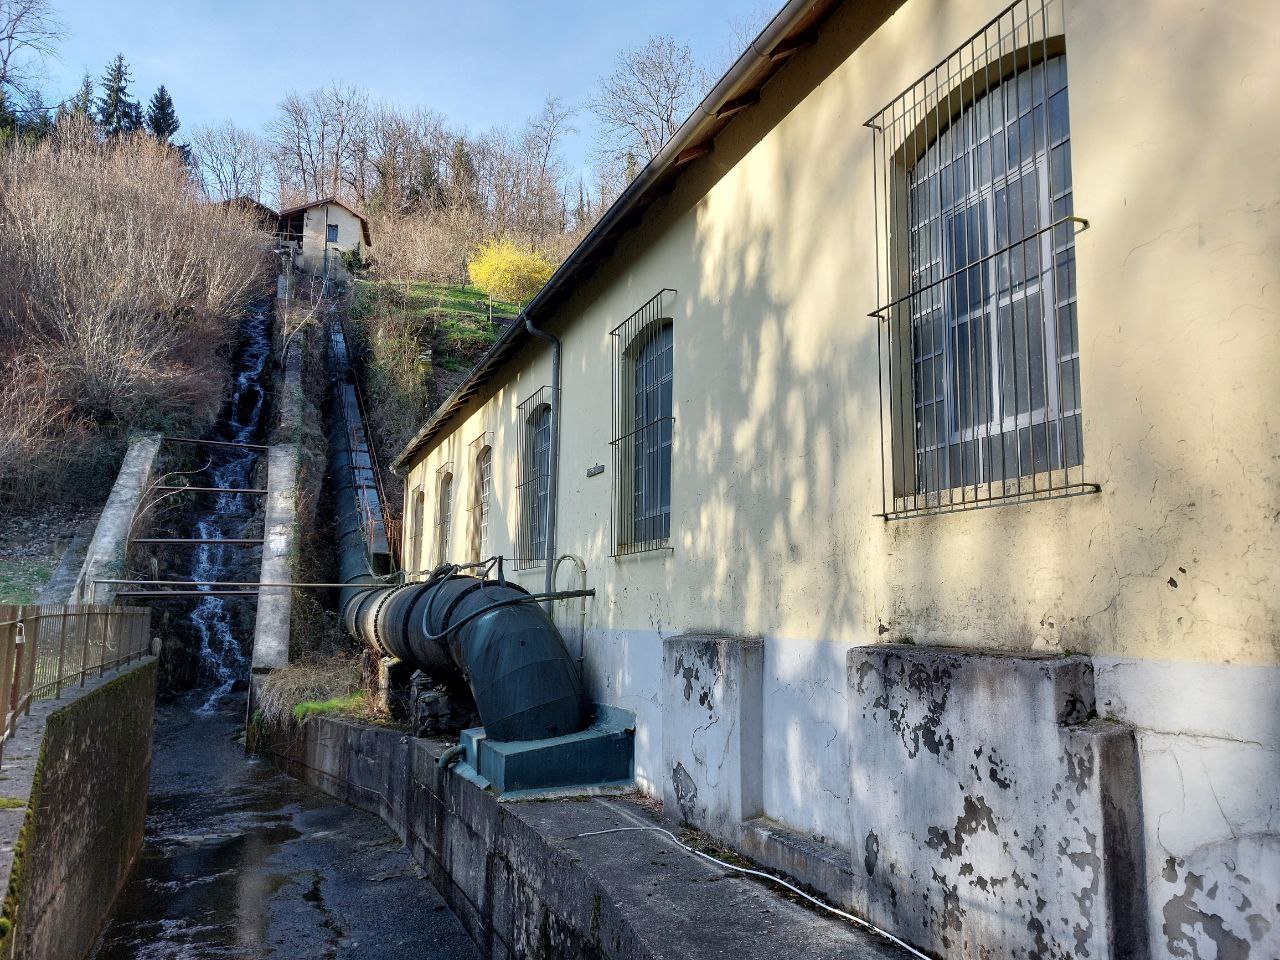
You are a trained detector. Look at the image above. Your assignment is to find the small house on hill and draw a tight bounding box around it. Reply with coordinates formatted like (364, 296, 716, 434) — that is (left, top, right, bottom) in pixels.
(275, 198, 371, 279)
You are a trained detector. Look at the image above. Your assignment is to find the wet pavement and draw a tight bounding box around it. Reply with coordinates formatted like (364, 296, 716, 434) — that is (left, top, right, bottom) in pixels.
(92, 697, 476, 960)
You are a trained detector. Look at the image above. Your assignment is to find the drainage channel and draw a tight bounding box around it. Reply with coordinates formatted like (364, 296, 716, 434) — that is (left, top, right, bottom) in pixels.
(92, 301, 476, 959)
(91, 696, 475, 960)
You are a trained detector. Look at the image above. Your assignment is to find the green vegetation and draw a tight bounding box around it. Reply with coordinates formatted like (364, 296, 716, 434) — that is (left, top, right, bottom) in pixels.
(258, 655, 365, 726)
(0, 797, 25, 811)
(346, 281, 517, 514)
(0, 560, 51, 605)
(292, 692, 367, 722)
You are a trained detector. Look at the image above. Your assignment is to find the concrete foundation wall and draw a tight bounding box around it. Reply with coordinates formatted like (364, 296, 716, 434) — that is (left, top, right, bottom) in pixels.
(267, 712, 910, 960)
(0, 659, 158, 960)
(70, 433, 162, 605)
(846, 645, 1146, 960)
(634, 623, 1280, 960)
(661, 636, 762, 841)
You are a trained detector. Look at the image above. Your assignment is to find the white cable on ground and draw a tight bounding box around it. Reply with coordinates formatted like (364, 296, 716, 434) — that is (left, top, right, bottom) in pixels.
(566, 825, 932, 960)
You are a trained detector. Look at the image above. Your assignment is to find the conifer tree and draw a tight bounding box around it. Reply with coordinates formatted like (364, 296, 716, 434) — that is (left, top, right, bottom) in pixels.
(97, 54, 142, 135)
(0, 88, 16, 140)
(146, 85, 179, 140)
(57, 73, 94, 123)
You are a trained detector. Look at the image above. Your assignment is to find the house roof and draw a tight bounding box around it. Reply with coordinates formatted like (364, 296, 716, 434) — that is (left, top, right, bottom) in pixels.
(391, 0, 842, 472)
(277, 197, 373, 246)
(220, 196, 278, 221)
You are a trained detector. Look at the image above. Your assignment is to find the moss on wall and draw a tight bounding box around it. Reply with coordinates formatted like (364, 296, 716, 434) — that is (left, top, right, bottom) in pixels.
(0, 660, 157, 960)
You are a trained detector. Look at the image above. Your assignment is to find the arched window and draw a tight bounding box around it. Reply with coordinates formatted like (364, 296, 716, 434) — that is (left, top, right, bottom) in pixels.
(870, 48, 1080, 506)
(519, 403, 552, 566)
(630, 323, 673, 544)
(435, 471, 453, 565)
(471, 445, 493, 561)
(610, 290, 675, 554)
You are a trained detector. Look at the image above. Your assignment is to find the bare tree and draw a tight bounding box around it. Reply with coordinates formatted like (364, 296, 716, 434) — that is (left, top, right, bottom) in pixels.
(523, 96, 574, 243)
(191, 121, 269, 202)
(589, 35, 706, 170)
(0, 0, 63, 111)
(267, 84, 367, 203)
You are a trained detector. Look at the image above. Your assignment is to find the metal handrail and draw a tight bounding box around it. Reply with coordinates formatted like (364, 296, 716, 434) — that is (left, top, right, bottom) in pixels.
(0, 604, 153, 767)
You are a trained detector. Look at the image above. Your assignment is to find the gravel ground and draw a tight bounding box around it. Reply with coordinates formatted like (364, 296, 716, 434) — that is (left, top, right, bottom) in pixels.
(0, 503, 100, 604)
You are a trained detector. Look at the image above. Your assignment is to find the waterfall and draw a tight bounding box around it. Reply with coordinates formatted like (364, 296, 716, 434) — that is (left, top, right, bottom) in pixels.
(187, 304, 272, 713)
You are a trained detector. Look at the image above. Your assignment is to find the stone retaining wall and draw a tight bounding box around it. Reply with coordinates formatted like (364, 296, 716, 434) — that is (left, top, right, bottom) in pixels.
(0, 658, 158, 960)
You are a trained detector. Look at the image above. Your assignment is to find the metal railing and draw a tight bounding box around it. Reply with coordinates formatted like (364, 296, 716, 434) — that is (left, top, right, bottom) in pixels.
(0, 604, 152, 767)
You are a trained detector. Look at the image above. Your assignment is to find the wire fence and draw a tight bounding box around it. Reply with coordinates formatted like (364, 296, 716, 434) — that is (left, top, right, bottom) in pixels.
(0, 604, 152, 767)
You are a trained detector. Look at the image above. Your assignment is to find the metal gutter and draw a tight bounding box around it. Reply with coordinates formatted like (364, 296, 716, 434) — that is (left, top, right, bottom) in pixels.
(391, 0, 840, 472)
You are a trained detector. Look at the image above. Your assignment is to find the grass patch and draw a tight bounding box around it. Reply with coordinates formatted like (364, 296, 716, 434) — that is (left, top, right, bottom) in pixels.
(0, 559, 52, 605)
(0, 797, 24, 810)
(257, 655, 383, 728)
(292, 691, 367, 722)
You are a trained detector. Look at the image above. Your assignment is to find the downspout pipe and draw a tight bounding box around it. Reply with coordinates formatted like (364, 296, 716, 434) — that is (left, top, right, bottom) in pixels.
(524, 316, 561, 603)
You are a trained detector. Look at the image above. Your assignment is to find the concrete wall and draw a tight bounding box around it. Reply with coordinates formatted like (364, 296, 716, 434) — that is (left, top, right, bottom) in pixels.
(250, 443, 298, 678)
(70, 433, 162, 605)
(397, 1, 1280, 956)
(268, 712, 909, 960)
(0, 659, 158, 960)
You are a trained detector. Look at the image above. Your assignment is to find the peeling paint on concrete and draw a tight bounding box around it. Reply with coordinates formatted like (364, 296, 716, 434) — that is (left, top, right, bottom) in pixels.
(662, 636, 763, 842)
(847, 644, 1146, 960)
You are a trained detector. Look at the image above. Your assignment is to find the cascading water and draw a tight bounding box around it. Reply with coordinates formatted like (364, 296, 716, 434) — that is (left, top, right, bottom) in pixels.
(93, 299, 477, 959)
(188, 303, 272, 713)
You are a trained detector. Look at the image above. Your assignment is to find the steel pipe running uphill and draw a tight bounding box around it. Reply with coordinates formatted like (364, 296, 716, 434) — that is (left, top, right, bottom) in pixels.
(327, 314, 630, 793)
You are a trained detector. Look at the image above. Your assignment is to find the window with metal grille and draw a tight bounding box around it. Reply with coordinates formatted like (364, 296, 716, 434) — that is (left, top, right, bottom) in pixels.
(611, 290, 674, 555)
(468, 432, 494, 562)
(326, 223, 339, 242)
(866, 0, 1096, 518)
(435, 465, 453, 565)
(515, 388, 554, 569)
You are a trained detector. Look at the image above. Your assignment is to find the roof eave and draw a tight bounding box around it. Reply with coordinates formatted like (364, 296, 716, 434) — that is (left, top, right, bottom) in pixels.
(390, 0, 839, 473)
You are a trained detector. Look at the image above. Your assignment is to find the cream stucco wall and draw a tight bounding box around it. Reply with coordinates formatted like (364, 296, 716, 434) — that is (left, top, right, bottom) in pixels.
(398, 2, 1279, 955)
(295, 203, 365, 277)
(405, 0, 1278, 668)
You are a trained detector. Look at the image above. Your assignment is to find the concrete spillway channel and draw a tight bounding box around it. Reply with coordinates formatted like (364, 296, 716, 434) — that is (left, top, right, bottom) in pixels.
(90, 302, 478, 959)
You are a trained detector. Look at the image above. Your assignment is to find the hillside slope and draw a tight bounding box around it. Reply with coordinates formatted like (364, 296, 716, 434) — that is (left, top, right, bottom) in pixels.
(346, 282, 518, 543)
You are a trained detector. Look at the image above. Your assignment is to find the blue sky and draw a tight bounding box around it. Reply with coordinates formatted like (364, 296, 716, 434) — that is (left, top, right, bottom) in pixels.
(44, 1, 772, 173)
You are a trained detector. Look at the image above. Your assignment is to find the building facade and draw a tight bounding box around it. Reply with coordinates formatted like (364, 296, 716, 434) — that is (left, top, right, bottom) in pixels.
(276, 198, 370, 279)
(393, 2, 1279, 957)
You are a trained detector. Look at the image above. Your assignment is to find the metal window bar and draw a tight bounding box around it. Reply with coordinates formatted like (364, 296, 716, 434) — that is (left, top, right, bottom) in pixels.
(0, 604, 152, 768)
(610, 290, 675, 557)
(468, 432, 494, 562)
(435, 462, 454, 566)
(865, 0, 1097, 520)
(515, 387, 555, 570)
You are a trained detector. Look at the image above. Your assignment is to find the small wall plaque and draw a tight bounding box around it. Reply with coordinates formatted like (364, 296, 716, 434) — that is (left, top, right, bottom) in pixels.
(586, 463, 605, 478)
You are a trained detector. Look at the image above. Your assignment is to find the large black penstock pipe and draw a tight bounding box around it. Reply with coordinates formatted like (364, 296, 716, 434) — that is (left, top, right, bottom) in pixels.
(342, 574, 590, 741)
(327, 319, 588, 742)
